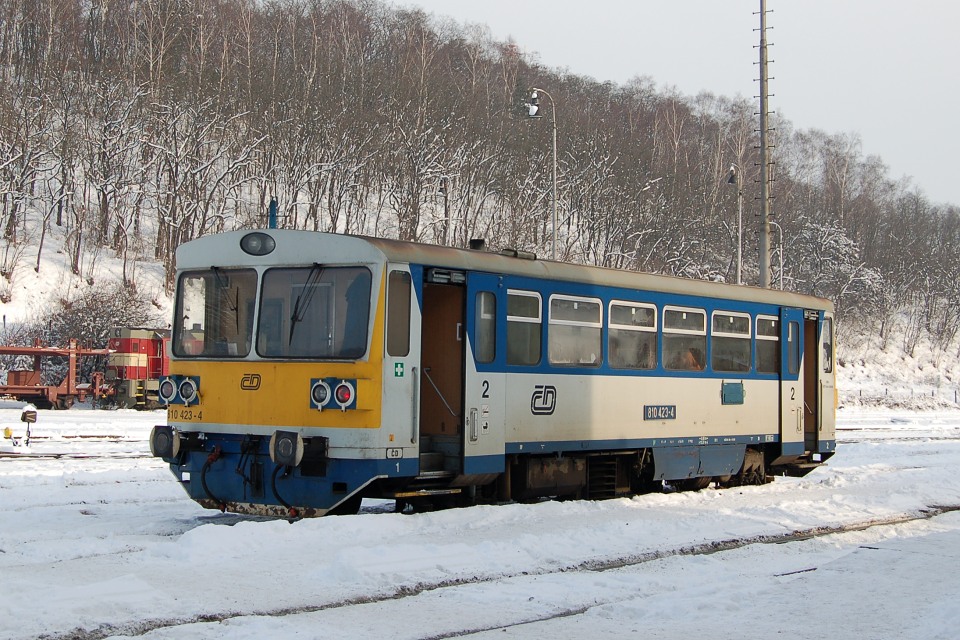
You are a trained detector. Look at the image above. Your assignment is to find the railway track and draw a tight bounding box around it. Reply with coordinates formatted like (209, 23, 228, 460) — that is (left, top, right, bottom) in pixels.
(0, 436, 151, 460)
(0, 450, 152, 461)
(38, 503, 960, 640)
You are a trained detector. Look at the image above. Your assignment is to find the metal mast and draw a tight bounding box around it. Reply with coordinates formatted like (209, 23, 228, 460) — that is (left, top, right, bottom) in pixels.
(758, 0, 773, 288)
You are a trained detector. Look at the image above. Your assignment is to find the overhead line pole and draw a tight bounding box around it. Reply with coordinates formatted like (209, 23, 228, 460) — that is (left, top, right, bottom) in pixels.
(758, 0, 773, 288)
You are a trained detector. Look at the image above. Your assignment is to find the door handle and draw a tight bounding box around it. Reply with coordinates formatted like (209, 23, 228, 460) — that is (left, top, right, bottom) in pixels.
(469, 408, 479, 442)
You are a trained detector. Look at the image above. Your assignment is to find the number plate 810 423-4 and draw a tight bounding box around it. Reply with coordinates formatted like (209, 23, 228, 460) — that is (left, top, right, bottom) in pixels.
(644, 405, 676, 420)
(168, 408, 202, 421)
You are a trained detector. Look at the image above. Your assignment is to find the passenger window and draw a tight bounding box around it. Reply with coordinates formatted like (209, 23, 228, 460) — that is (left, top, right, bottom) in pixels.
(755, 316, 780, 373)
(711, 311, 751, 373)
(506, 290, 541, 365)
(387, 270, 411, 357)
(609, 301, 656, 369)
(549, 295, 602, 367)
(787, 321, 800, 375)
(663, 307, 706, 371)
(822, 316, 834, 373)
(475, 292, 496, 364)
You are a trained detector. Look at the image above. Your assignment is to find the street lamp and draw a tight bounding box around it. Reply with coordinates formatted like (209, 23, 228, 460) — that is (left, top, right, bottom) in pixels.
(769, 220, 784, 290)
(527, 88, 558, 261)
(439, 175, 450, 246)
(726, 164, 743, 285)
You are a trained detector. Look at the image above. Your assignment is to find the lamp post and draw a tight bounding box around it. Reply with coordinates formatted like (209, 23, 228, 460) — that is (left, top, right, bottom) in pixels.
(527, 88, 558, 261)
(769, 220, 784, 289)
(439, 175, 450, 246)
(726, 165, 744, 284)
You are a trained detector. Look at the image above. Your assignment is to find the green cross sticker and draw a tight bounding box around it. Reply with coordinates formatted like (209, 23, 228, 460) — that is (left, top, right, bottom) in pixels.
(394, 362, 405, 377)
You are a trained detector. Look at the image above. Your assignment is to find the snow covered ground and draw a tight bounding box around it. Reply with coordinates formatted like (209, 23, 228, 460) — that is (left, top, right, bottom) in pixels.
(1, 402, 959, 640)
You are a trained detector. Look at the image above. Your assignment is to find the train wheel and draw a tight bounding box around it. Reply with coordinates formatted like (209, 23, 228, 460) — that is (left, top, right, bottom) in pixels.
(721, 449, 767, 487)
(674, 476, 712, 492)
(631, 477, 663, 495)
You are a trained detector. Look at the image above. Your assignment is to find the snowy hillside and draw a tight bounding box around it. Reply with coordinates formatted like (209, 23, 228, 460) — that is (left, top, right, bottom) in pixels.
(1, 219, 957, 411)
(1, 220, 170, 330)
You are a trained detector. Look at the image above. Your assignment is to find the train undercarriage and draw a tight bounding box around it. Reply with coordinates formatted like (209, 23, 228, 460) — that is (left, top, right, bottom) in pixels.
(355, 443, 828, 515)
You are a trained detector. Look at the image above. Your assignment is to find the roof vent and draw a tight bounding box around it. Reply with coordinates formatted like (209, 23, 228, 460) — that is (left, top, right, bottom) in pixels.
(469, 238, 487, 251)
(499, 248, 537, 261)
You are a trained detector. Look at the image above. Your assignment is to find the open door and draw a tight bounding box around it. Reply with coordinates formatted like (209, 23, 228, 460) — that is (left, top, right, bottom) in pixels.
(418, 281, 465, 472)
(818, 313, 836, 454)
(802, 310, 821, 453)
(779, 308, 805, 457)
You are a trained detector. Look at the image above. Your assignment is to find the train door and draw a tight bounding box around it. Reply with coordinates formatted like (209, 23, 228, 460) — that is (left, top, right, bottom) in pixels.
(802, 310, 823, 452)
(779, 308, 805, 456)
(818, 313, 837, 452)
(418, 275, 465, 472)
(463, 273, 505, 476)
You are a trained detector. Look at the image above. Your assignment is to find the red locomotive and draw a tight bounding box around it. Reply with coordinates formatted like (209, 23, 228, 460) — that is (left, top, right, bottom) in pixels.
(104, 327, 170, 409)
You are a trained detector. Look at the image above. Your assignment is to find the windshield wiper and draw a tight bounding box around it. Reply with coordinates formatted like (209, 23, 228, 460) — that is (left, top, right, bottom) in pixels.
(211, 266, 240, 332)
(289, 263, 324, 345)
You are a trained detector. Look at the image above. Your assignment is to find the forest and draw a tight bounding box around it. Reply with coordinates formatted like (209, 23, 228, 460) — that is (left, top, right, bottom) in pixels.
(1, 0, 958, 358)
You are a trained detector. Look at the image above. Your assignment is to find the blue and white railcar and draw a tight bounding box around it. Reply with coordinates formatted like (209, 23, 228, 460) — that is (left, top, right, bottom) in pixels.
(151, 230, 835, 516)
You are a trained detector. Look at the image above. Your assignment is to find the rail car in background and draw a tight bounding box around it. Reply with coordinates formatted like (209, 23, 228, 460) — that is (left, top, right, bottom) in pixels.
(0, 340, 109, 409)
(104, 327, 170, 409)
(150, 230, 836, 517)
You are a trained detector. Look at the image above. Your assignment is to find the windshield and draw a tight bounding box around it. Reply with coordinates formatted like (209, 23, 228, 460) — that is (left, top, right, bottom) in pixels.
(257, 266, 371, 359)
(173, 269, 258, 357)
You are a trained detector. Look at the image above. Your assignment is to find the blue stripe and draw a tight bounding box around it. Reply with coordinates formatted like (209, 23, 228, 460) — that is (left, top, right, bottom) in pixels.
(505, 433, 779, 455)
(464, 454, 505, 474)
(467, 271, 798, 381)
(781, 441, 806, 456)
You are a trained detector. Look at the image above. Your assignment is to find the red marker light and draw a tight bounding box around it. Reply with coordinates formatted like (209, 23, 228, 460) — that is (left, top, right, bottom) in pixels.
(335, 383, 353, 405)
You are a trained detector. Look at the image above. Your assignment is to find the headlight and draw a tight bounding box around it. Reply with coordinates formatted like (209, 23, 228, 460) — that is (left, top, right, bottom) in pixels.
(158, 378, 177, 404)
(334, 381, 355, 411)
(240, 232, 276, 256)
(178, 378, 199, 405)
(310, 380, 332, 410)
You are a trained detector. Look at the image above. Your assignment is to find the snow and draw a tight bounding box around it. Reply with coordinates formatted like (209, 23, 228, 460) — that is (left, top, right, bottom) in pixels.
(3, 218, 960, 638)
(1, 403, 959, 639)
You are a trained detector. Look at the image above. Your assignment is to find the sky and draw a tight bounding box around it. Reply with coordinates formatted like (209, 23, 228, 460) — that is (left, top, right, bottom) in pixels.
(389, 0, 960, 206)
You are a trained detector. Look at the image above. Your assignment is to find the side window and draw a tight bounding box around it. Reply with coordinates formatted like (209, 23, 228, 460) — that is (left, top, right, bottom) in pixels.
(506, 290, 541, 366)
(609, 301, 656, 369)
(386, 270, 411, 357)
(549, 295, 602, 367)
(756, 315, 780, 373)
(663, 306, 706, 371)
(822, 316, 834, 373)
(711, 311, 751, 372)
(475, 291, 496, 364)
(787, 321, 800, 375)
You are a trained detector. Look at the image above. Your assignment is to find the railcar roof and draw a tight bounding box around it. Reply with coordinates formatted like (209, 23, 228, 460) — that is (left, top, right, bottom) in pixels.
(179, 230, 833, 311)
(360, 235, 832, 311)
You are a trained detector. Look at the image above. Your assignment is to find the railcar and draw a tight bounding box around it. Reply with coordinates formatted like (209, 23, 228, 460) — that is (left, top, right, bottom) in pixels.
(150, 229, 836, 517)
(104, 327, 170, 409)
